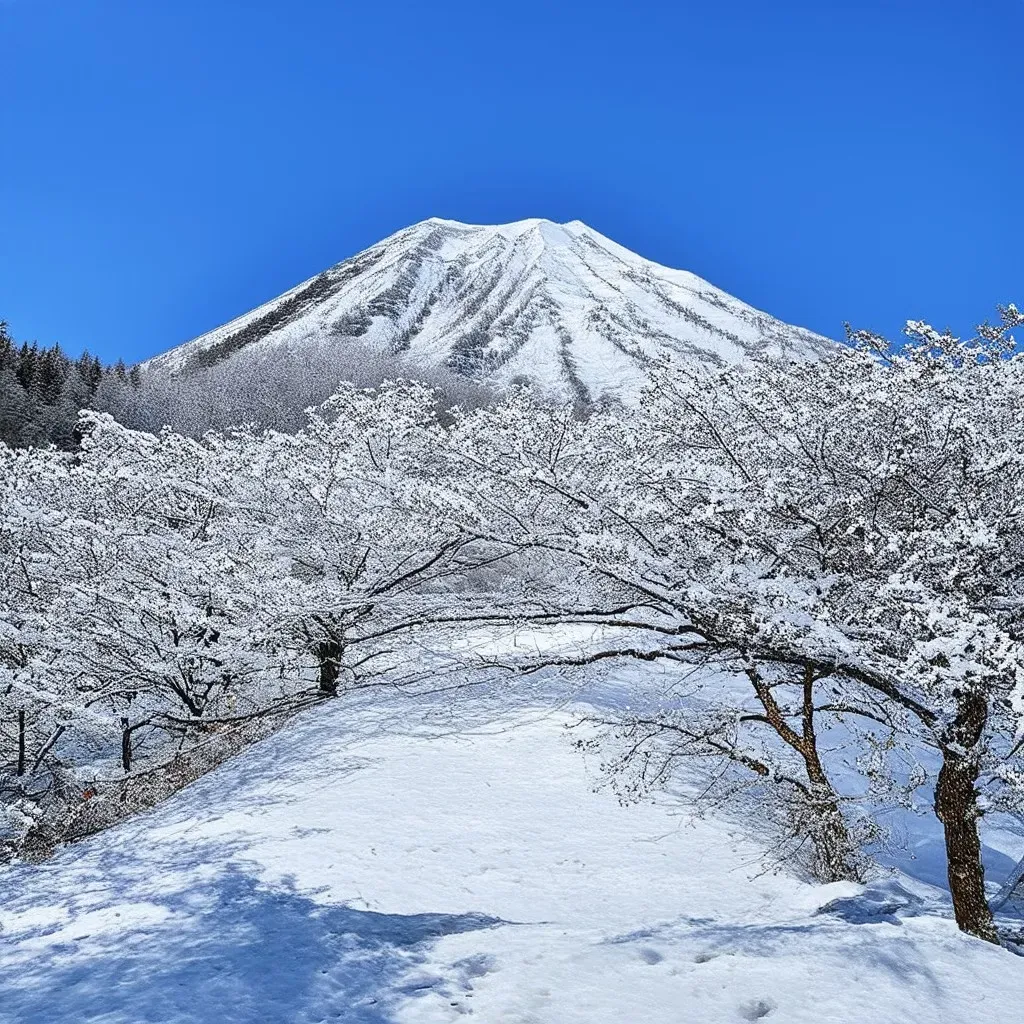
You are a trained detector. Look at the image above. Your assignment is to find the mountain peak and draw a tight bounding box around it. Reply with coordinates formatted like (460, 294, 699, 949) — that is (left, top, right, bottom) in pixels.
(148, 218, 831, 401)
(411, 217, 601, 249)
(418, 215, 577, 230)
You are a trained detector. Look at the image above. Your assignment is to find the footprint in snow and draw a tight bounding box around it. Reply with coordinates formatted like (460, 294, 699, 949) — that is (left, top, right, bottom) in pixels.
(453, 953, 497, 987)
(638, 947, 664, 965)
(738, 997, 776, 1020)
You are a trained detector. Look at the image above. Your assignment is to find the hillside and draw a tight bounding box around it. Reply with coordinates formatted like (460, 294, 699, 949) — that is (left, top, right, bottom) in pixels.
(1, 667, 1022, 1024)
(147, 219, 831, 402)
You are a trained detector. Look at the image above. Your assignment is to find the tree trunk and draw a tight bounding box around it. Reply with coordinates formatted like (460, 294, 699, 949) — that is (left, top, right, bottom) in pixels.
(16, 710, 25, 777)
(121, 717, 133, 773)
(750, 665, 862, 883)
(800, 726, 861, 883)
(934, 689, 999, 943)
(797, 672, 860, 883)
(314, 640, 342, 696)
(803, 781, 861, 883)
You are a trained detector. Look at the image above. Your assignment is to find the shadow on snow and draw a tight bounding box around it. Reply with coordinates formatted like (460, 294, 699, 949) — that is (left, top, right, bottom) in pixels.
(0, 862, 500, 1024)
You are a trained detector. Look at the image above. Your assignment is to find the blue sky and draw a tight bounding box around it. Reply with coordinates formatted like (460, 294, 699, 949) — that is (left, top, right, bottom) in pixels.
(1, 0, 1021, 363)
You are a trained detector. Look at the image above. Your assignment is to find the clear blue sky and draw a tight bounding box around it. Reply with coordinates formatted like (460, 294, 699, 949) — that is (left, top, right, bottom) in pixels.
(2, 0, 1021, 363)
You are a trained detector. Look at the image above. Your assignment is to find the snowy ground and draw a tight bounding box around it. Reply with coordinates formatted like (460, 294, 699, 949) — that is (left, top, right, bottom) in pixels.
(1, 672, 1023, 1024)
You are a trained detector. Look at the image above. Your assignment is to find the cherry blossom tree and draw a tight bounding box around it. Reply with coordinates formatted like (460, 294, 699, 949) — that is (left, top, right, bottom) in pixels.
(0, 385, 483, 853)
(4, 310, 1023, 943)
(439, 307, 1024, 939)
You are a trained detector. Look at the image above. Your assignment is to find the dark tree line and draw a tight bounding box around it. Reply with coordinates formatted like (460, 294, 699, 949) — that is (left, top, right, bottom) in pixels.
(0, 321, 141, 449)
(0, 317, 501, 450)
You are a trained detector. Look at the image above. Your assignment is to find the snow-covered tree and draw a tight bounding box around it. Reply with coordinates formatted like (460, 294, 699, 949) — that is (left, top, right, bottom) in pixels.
(434, 390, 875, 883)
(5, 307, 1023, 943)
(0, 383, 490, 853)
(209, 382, 480, 695)
(439, 308, 1024, 940)
(628, 309, 1024, 941)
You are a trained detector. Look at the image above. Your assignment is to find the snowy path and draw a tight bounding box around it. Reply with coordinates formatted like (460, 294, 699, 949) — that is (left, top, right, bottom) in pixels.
(1, 682, 1022, 1023)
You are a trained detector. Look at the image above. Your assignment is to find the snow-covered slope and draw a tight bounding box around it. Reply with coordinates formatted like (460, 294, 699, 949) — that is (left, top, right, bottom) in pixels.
(148, 218, 832, 401)
(2, 668, 1022, 1023)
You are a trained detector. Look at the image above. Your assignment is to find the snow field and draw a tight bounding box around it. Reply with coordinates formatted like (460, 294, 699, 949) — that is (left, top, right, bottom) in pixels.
(0, 680, 1021, 1023)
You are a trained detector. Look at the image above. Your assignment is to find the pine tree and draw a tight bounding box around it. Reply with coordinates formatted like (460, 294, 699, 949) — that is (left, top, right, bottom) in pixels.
(38, 345, 67, 405)
(0, 322, 124, 450)
(0, 322, 13, 371)
(16, 343, 39, 393)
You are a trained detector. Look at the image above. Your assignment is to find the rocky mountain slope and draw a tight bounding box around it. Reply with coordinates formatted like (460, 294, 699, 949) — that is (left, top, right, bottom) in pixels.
(148, 218, 832, 402)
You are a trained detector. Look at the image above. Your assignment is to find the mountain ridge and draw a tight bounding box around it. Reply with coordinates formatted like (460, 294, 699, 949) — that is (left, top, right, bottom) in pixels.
(147, 218, 833, 402)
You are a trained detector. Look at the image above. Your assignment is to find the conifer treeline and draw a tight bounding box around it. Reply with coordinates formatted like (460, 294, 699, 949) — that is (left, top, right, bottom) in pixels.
(0, 320, 141, 449)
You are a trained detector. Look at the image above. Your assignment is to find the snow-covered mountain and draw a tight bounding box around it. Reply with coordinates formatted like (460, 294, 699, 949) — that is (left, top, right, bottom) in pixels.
(148, 218, 832, 402)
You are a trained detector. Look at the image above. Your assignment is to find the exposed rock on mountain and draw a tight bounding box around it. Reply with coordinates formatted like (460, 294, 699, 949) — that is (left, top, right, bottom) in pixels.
(149, 218, 831, 402)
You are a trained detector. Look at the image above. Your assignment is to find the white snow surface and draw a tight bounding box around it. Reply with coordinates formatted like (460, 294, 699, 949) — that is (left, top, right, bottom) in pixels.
(1, 669, 1022, 1023)
(147, 218, 832, 401)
